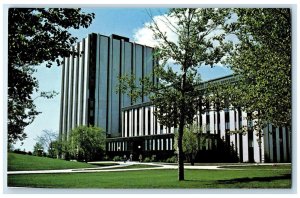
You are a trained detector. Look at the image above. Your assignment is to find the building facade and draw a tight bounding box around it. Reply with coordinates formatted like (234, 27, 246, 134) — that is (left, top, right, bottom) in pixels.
(59, 33, 291, 163)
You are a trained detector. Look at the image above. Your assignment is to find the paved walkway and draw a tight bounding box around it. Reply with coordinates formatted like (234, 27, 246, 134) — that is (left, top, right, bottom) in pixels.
(7, 161, 220, 175)
(7, 162, 290, 175)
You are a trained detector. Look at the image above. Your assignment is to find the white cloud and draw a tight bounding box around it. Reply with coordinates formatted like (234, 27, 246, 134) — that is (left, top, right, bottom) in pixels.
(133, 12, 235, 70)
(133, 14, 178, 48)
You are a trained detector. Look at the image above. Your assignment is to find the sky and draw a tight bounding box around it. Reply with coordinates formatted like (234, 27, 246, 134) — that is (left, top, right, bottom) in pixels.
(1, 0, 299, 197)
(14, 7, 235, 152)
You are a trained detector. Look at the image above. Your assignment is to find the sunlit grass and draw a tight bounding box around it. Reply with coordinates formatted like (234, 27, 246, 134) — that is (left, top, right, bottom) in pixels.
(8, 168, 291, 188)
(8, 153, 98, 171)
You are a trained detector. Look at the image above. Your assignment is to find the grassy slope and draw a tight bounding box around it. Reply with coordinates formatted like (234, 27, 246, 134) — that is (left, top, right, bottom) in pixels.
(8, 168, 291, 188)
(8, 153, 98, 171)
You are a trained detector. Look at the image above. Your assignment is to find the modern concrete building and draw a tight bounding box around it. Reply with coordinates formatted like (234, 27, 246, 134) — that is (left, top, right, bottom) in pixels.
(59, 33, 291, 163)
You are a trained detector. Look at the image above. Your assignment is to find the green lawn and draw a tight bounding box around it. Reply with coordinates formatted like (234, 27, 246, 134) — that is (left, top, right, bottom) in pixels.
(88, 162, 119, 167)
(8, 153, 99, 171)
(8, 168, 291, 188)
(7, 153, 292, 188)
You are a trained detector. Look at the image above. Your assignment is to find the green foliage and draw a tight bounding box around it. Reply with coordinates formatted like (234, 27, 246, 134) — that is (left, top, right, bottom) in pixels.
(8, 8, 94, 67)
(67, 126, 106, 162)
(174, 124, 201, 165)
(119, 8, 231, 180)
(32, 142, 44, 156)
(113, 156, 122, 161)
(151, 155, 157, 162)
(222, 8, 291, 129)
(8, 8, 94, 144)
(165, 156, 177, 163)
(35, 129, 58, 158)
(143, 157, 151, 162)
(140, 155, 157, 162)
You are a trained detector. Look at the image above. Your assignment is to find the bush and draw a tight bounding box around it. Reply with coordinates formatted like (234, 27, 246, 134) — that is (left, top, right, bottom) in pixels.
(143, 157, 151, 162)
(166, 156, 177, 163)
(113, 156, 122, 161)
(151, 155, 156, 162)
(13, 149, 27, 155)
(103, 155, 110, 161)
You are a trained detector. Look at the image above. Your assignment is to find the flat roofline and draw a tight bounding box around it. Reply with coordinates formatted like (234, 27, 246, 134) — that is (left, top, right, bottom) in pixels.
(88, 33, 154, 48)
(201, 73, 237, 84)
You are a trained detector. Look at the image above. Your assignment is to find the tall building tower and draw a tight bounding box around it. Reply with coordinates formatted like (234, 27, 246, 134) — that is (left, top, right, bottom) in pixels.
(59, 33, 154, 141)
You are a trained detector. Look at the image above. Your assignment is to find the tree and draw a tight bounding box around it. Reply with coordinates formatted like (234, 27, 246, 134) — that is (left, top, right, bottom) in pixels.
(35, 129, 58, 158)
(68, 126, 106, 162)
(174, 124, 201, 165)
(33, 142, 44, 156)
(8, 8, 95, 144)
(48, 140, 60, 159)
(221, 8, 291, 131)
(120, 8, 231, 180)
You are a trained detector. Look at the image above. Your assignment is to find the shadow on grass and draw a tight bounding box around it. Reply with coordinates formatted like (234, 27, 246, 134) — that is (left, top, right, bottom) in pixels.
(215, 174, 291, 185)
(184, 174, 291, 184)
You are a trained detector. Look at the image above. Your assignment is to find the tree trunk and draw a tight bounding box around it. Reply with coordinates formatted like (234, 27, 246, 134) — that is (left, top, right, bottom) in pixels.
(191, 153, 195, 166)
(177, 117, 185, 181)
(177, 66, 187, 181)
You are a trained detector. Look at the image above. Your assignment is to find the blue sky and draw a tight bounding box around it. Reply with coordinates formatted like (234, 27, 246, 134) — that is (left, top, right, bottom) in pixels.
(16, 8, 233, 152)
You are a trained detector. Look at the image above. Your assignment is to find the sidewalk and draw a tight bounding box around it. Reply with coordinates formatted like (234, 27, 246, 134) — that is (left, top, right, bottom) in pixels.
(7, 161, 220, 175)
(8, 161, 289, 175)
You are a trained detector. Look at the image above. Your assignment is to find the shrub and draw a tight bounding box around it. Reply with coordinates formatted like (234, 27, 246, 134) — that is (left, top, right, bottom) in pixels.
(166, 156, 177, 163)
(151, 155, 156, 162)
(143, 157, 151, 162)
(113, 156, 122, 161)
(103, 155, 110, 161)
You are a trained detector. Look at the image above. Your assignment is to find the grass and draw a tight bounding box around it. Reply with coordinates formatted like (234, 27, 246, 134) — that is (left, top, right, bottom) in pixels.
(7, 153, 292, 188)
(8, 168, 291, 188)
(8, 153, 99, 171)
(89, 162, 119, 167)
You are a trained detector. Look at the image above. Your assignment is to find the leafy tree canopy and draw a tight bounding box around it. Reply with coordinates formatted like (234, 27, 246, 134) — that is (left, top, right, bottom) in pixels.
(33, 142, 44, 156)
(68, 126, 106, 162)
(174, 124, 202, 165)
(119, 8, 231, 180)
(222, 8, 291, 130)
(8, 8, 94, 144)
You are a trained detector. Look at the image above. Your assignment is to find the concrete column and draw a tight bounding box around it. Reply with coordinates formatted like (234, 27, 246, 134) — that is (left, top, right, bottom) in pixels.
(62, 57, 69, 138)
(150, 106, 154, 135)
(263, 126, 269, 162)
(282, 127, 287, 162)
(72, 44, 79, 129)
(210, 110, 214, 134)
(220, 110, 225, 140)
(229, 109, 236, 150)
(67, 52, 74, 133)
(235, 109, 240, 158)
(124, 111, 128, 137)
(139, 108, 143, 136)
(276, 127, 281, 162)
(269, 124, 274, 162)
(129, 110, 132, 137)
(82, 36, 90, 125)
(77, 40, 84, 126)
(242, 111, 249, 162)
(202, 113, 206, 134)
